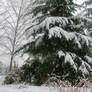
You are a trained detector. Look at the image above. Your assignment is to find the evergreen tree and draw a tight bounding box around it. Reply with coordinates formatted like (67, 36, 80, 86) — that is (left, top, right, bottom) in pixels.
(22, 0, 92, 85)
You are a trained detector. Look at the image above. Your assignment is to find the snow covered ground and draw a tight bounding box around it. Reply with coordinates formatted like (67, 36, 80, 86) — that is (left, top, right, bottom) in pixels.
(0, 85, 55, 92)
(0, 75, 57, 92)
(0, 75, 92, 92)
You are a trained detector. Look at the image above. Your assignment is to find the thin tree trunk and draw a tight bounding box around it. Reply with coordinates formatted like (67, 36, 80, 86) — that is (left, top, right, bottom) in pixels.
(9, 55, 14, 71)
(9, 0, 24, 71)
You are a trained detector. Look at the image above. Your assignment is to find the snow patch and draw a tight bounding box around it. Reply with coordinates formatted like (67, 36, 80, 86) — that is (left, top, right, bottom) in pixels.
(58, 51, 65, 58)
(64, 53, 77, 70)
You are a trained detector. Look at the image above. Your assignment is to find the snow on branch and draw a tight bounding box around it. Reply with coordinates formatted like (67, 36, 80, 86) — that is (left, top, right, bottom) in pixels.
(58, 50, 65, 58)
(84, 56, 92, 65)
(49, 26, 75, 39)
(27, 16, 92, 50)
(49, 26, 92, 48)
(64, 53, 77, 70)
(27, 17, 70, 36)
(58, 51, 91, 74)
(79, 60, 89, 74)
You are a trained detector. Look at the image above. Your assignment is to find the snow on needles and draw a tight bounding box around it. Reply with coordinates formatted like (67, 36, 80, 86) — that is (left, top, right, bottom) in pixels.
(58, 50, 65, 58)
(28, 16, 92, 49)
(27, 16, 92, 75)
(65, 53, 77, 70)
(49, 26, 92, 48)
(49, 27, 75, 40)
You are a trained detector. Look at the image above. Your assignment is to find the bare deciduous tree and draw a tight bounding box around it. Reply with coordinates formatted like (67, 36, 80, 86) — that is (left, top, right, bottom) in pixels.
(0, 0, 34, 71)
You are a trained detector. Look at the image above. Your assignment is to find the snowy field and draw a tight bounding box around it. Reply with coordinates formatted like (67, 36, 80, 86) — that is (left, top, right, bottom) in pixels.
(0, 85, 56, 92)
(0, 75, 57, 92)
(0, 75, 92, 92)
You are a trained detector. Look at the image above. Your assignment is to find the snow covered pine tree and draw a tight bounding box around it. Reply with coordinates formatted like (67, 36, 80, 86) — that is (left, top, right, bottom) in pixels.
(23, 0, 92, 85)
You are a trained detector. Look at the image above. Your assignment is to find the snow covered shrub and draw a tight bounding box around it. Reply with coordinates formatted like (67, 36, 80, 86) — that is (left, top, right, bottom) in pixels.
(43, 74, 71, 87)
(4, 69, 22, 84)
(4, 74, 15, 84)
(21, 0, 92, 85)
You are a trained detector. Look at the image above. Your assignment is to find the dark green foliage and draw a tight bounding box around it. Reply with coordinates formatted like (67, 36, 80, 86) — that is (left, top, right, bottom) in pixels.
(21, 0, 92, 86)
(21, 57, 84, 85)
(33, 0, 76, 17)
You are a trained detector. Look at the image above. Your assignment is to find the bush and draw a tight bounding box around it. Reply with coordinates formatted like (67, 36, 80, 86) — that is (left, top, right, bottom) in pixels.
(4, 74, 15, 84)
(20, 59, 84, 86)
(4, 69, 22, 84)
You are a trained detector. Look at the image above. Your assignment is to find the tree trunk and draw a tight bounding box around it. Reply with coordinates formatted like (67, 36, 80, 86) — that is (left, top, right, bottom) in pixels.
(9, 55, 14, 71)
